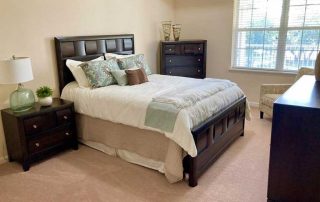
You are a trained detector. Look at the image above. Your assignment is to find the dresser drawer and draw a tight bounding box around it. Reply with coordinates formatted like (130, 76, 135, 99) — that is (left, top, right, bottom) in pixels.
(24, 114, 55, 135)
(28, 126, 74, 154)
(184, 43, 204, 54)
(166, 66, 203, 78)
(165, 56, 203, 67)
(164, 44, 181, 55)
(56, 108, 72, 125)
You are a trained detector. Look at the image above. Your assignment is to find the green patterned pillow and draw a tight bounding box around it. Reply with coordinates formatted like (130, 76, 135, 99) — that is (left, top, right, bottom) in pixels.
(104, 57, 121, 71)
(110, 70, 128, 86)
(80, 58, 120, 88)
(117, 54, 152, 75)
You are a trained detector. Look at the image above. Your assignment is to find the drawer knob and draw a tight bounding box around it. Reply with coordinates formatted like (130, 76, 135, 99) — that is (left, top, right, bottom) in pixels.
(198, 48, 201, 51)
(169, 60, 172, 63)
(63, 115, 68, 120)
(169, 48, 172, 51)
(33, 124, 37, 129)
(65, 132, 70, 136)
(198, 59, 201, 62)
(35, 143, 40, 147)
(169, 71, 172, 74)
(198, 69, 201, 73)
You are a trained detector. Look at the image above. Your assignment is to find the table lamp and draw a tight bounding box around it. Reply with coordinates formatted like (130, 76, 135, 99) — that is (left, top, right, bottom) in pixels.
(0, 56, 35, 112)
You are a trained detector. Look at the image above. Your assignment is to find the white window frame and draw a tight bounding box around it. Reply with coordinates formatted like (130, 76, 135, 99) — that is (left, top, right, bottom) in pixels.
(231, 0, 320, 73)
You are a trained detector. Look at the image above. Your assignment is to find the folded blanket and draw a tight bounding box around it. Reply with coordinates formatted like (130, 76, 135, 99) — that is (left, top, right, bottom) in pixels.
(145, 79, 243, 132)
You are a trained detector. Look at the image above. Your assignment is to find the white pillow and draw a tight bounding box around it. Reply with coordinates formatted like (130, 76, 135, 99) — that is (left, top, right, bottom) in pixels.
(105, 53, 133, 59)
(66, 56, 104, 88)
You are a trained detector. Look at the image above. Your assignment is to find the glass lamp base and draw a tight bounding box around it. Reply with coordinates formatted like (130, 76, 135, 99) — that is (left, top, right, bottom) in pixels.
(10, 85, 35, 112)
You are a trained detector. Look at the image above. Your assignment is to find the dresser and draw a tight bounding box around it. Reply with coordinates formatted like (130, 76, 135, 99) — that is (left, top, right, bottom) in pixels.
(160, 40, 207, 78)
(1, 98, 78, 171)
(268, 75, 320, 201)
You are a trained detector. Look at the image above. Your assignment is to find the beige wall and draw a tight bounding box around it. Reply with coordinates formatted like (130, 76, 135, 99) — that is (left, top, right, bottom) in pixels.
(0, 0, 299, 162)
(0, 0, 175, 161)
(175, 0, 296, 102)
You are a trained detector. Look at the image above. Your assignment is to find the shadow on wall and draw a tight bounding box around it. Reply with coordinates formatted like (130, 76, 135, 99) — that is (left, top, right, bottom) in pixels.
(47, 37, 60, 97)
(0, 85, 16, 160)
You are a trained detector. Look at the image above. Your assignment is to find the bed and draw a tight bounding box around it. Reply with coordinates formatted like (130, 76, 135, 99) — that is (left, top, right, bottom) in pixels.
(54, 34, 247, 187)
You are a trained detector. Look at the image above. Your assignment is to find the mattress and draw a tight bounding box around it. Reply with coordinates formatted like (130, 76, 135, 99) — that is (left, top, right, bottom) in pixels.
(61, 74, 245, 157)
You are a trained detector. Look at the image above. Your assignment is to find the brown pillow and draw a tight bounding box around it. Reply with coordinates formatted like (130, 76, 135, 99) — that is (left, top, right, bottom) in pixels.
(125, 68, 149, 85)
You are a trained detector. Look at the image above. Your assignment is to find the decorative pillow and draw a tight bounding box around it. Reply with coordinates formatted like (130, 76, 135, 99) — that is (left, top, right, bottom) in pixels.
(80, 58, 120, 88)
(110, 70, 128, 86)
(116, 54, 152, 75)
(103, 57, 121, 71)
(125, 68, 149, 85)
(66, 56, 104, 88)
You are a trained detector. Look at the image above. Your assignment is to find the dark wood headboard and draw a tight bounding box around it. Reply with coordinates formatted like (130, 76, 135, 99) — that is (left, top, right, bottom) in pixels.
(54, 34, 135, 93)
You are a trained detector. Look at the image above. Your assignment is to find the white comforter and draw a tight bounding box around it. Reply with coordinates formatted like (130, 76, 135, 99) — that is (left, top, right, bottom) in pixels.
(61, 74, 245, 157)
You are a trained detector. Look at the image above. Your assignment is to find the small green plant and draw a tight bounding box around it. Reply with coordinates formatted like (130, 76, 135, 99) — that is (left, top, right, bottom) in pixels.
(36, 86, 53, 98)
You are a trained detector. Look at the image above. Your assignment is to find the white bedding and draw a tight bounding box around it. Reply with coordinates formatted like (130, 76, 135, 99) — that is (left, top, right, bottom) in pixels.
(61, 74, 245, 157)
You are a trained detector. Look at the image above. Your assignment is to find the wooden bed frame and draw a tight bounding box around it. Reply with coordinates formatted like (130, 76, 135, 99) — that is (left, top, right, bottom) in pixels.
(54, 34, 246, 187)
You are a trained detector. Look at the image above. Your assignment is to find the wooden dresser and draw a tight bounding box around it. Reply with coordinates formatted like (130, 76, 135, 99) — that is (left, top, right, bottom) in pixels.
(1, 98, 78, 171)
(268, 75, 320, 201)
(160, 40, 207, 78)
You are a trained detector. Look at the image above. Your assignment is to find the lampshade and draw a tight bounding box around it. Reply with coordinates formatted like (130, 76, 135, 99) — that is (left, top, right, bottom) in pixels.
(0, 57, 34, 84)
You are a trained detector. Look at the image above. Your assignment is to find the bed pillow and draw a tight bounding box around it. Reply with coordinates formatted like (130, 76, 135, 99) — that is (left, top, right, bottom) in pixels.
(66, 56, 104, 88)
(125, 68, 149, 85)
(105, 53, 131, 59)
(115, 54, 152, 75)
(110, 70, 128, 86)
(80, 58, 120, 88)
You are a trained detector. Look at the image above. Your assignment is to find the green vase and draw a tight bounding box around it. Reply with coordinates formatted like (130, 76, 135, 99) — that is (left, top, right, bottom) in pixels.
(10, 84, 35, 112)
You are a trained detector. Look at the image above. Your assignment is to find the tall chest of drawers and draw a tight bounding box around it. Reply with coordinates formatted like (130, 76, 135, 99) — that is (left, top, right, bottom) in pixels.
(1, 98, 78, 171)
(160, 40, 207, 78)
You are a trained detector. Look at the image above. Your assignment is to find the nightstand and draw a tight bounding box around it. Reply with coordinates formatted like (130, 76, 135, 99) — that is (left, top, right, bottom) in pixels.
(1, 98, 78, 171)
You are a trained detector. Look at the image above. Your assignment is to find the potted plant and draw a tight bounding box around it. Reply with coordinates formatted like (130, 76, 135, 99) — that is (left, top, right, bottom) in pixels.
(36, 86, 53, 106)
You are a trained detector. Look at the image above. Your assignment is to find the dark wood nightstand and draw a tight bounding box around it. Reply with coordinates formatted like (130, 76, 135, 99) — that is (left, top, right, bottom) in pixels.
(1, 98, 78, 171)
(160, 40, 207, 78)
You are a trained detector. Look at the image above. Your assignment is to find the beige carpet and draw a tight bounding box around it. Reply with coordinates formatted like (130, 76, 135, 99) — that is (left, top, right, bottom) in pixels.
(0, 108, 272, 202)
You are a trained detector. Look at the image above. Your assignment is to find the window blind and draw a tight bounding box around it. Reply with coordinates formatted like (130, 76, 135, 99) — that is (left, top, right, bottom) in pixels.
(232, 0, 320, 71)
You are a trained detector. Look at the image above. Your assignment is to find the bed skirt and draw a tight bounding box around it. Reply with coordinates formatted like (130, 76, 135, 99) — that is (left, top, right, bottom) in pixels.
(75, 113, 184, 183)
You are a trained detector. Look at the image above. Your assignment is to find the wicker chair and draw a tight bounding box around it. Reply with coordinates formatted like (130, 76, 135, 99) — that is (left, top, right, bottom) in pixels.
(259, 67, 314, 119)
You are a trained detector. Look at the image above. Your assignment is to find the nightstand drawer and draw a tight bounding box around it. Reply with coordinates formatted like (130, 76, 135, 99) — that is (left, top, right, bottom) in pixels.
(28, 126, 74, 154)
(24, 114, 55, 135)
(56, 108, 72, 125)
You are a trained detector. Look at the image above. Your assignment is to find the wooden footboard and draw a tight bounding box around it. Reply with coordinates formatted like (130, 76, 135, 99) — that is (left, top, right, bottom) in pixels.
(183, 97, 246, 187)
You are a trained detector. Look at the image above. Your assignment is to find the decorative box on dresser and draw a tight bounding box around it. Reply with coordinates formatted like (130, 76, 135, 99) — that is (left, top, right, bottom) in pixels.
(1, 98, 78, 171)
(160, 40, 207, 78)
(268, 75, 320, 201)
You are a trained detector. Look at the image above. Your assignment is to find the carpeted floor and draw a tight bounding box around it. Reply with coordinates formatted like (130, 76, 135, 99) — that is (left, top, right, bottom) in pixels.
(0, 108, 272, 202)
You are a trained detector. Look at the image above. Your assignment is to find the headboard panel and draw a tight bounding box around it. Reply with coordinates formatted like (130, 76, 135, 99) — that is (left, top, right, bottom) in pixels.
(54, 34, 134, 93)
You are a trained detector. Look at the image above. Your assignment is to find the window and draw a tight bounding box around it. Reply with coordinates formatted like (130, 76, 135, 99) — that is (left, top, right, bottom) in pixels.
(232, 0, 320, 72)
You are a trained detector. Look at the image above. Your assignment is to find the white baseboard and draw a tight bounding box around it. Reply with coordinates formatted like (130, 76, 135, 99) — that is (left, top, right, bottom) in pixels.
(249, 102, 259, 108)
(0, 156, 8, 165)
